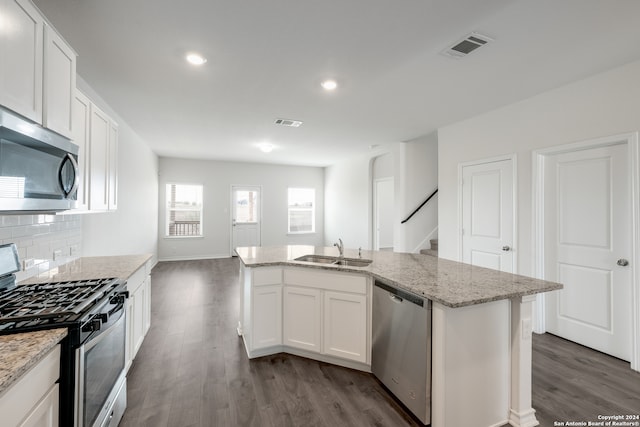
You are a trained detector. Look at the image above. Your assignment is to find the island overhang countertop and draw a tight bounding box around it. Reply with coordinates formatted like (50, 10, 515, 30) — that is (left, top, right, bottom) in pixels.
(235, 245, 562, 308)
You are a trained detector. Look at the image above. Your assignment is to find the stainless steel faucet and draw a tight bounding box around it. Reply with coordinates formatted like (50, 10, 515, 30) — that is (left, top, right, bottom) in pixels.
(334, 238, 344, 257)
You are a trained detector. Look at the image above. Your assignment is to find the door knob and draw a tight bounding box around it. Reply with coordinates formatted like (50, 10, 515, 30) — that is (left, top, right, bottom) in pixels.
(502, 246, 511, 252)
(617, 259, 629, 267)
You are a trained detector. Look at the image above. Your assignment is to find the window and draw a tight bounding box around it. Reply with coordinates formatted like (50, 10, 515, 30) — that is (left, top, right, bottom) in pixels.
(166, 184, 203, 237)
(288, 188, 315, 233)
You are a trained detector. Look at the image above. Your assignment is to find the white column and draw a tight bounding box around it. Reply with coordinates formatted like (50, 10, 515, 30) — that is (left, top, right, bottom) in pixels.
(509, 295, 539, 427)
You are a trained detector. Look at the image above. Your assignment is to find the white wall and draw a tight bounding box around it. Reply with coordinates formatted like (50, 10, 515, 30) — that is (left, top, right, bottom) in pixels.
(324, 139, 438, 254)
(324, 154, 373, 250)
(394, 133, 438, 253)
(372, 152, 393, 179)
(158, 158, 324, 261)
(77, 77, 159, 263)
(438, 59, 640, 277)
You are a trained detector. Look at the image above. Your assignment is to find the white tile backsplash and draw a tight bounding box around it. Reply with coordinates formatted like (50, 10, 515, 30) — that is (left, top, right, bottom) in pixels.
(0, 214, 82, 282)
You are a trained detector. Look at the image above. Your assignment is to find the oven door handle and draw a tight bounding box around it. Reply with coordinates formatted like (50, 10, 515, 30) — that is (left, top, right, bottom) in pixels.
(83, 306, 125, 352)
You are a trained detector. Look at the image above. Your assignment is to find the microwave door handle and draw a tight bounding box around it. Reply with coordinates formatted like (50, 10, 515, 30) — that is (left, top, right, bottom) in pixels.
(63, 153, 80, 197)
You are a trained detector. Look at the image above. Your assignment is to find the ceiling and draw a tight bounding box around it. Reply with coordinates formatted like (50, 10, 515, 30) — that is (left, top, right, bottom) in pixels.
(33, 0, 640, 167)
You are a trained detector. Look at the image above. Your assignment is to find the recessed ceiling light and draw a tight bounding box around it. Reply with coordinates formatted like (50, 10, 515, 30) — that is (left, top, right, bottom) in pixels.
(186, 53, 207, 65)
(258, 143, 274, 153)
(321, 80, 337, 91)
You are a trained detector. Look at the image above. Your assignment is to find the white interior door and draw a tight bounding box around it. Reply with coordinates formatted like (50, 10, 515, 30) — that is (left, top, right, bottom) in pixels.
(461, 159, 514, 272)
(544, 143, 632, 361)
(231, 186, 261, 251)
(374, 178, 394, 250)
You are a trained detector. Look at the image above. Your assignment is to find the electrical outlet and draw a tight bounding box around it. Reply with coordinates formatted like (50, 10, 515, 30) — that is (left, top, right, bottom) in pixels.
(23, 258, 35, 270)
(53, 249, 63, 261)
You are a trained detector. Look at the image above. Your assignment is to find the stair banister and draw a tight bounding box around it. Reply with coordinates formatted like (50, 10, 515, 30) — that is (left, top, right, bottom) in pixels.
(400, 188, 438, 224)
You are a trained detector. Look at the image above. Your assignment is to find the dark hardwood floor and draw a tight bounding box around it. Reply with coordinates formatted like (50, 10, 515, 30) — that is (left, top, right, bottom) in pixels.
(120, 258, 640, 427)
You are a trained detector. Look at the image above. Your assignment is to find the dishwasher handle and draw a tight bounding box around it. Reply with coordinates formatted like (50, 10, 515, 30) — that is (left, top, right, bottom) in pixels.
(374, 280, 427, 308)
(389, 294, 403, 303)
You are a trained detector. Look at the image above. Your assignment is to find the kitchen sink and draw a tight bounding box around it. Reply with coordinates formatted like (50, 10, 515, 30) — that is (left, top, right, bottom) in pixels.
(294, 255, 372, 267)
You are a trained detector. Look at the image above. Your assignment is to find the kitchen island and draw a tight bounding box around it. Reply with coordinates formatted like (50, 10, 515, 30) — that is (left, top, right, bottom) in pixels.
(236, 245, 562, 427)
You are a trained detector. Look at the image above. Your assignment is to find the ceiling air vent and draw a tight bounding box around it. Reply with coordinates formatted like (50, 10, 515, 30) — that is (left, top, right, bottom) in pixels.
(274, 118, 303, 127)
(442, 32, 493, 59)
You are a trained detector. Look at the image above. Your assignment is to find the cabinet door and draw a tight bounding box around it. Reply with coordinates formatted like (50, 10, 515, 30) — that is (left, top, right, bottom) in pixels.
(131, 284, 145, 357)
(0, 345, 60, 427)
(0, 0, 44, 122)
(107, 120, 118, 210)
(323, 291, 367, 363)
(72, 90, 91, 211)
(19, 384, 58, 427)
(89, 104, 109, 210)
(283, 286, 321, 353)
(43, 24, 75, 138)
(143, 275, 151, 335)
(125, 297, 134, 371)
(252, 285, 282, 350)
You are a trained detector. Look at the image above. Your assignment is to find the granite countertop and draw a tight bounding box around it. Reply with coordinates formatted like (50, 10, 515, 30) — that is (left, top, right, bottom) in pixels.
(235, 245, 562, 308)
(0, 328, 67, 395)
(19, 254, 153, 285)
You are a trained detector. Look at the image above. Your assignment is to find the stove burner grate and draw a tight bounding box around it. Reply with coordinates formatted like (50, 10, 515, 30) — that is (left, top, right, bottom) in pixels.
(0, 278, 118, 326)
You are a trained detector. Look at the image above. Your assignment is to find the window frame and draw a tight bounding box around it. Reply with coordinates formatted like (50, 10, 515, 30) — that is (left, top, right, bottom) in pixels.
(287, 187, 316, 234)
(165, 182, 204, 239)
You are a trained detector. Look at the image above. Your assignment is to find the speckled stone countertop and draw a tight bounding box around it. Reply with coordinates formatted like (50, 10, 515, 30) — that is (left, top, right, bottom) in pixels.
(19, 254, 153, 285)
(0, 329, 67, 395)
(235, 245, 562, 308)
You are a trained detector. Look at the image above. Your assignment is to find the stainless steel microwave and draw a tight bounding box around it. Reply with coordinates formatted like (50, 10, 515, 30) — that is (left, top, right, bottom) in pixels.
(0, 107, 79, 213)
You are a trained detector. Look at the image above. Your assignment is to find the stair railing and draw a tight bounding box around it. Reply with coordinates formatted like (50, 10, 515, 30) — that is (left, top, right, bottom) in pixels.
(400, 188, 438, 224)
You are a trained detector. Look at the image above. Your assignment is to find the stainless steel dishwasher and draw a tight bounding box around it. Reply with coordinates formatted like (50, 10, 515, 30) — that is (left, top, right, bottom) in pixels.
(372, 280, 432, 425)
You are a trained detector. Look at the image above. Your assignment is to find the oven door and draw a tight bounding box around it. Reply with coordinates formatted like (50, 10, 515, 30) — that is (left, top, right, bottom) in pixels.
(75, 307, 126, 427)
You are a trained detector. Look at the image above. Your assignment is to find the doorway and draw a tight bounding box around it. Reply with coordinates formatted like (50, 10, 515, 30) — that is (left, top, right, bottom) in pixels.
(231, 186, 261, 252)
(535, 134, 638, 366)
(373, 178, 394, 251)
(460, 156, 516, 273)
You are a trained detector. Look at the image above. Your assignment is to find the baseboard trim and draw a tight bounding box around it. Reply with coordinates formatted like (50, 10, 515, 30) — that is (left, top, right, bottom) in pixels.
(157, 253, 231, 262)
(246, 344, 371, 373)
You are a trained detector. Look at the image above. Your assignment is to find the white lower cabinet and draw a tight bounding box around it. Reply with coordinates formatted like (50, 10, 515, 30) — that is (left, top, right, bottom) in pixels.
(323, 291, 367, 363)
(241, 265, 371, 366)
(0, 344, 60, 427)
(19, 384, 58, 427)
(126, 262, 151, 371)
(252, 285, 282, 349)
(283, 286, 321, 352)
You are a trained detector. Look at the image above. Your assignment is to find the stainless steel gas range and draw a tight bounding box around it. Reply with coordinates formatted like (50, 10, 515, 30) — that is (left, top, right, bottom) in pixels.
(0, 243, 128, 427)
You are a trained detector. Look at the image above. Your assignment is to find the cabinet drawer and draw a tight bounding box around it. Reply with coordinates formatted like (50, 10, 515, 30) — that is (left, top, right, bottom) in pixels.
(253, 267, 282, 286)
(126, 266, 146, 293)
(284, 268, 367, 294)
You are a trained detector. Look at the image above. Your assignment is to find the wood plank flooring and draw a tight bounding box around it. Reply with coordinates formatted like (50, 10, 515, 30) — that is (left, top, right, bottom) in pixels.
(120, 258, 640, 427)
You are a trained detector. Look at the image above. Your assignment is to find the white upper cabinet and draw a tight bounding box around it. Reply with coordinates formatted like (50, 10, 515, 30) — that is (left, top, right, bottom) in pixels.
(89, 103, 110, 211)
(73, 91, 119, 213)
(72, 90, 91, 211)
(43, 23, 76, 138)
(0, 0, 44, 123)
(0, 0, 76, 138)
(108, 120, 118, 210)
